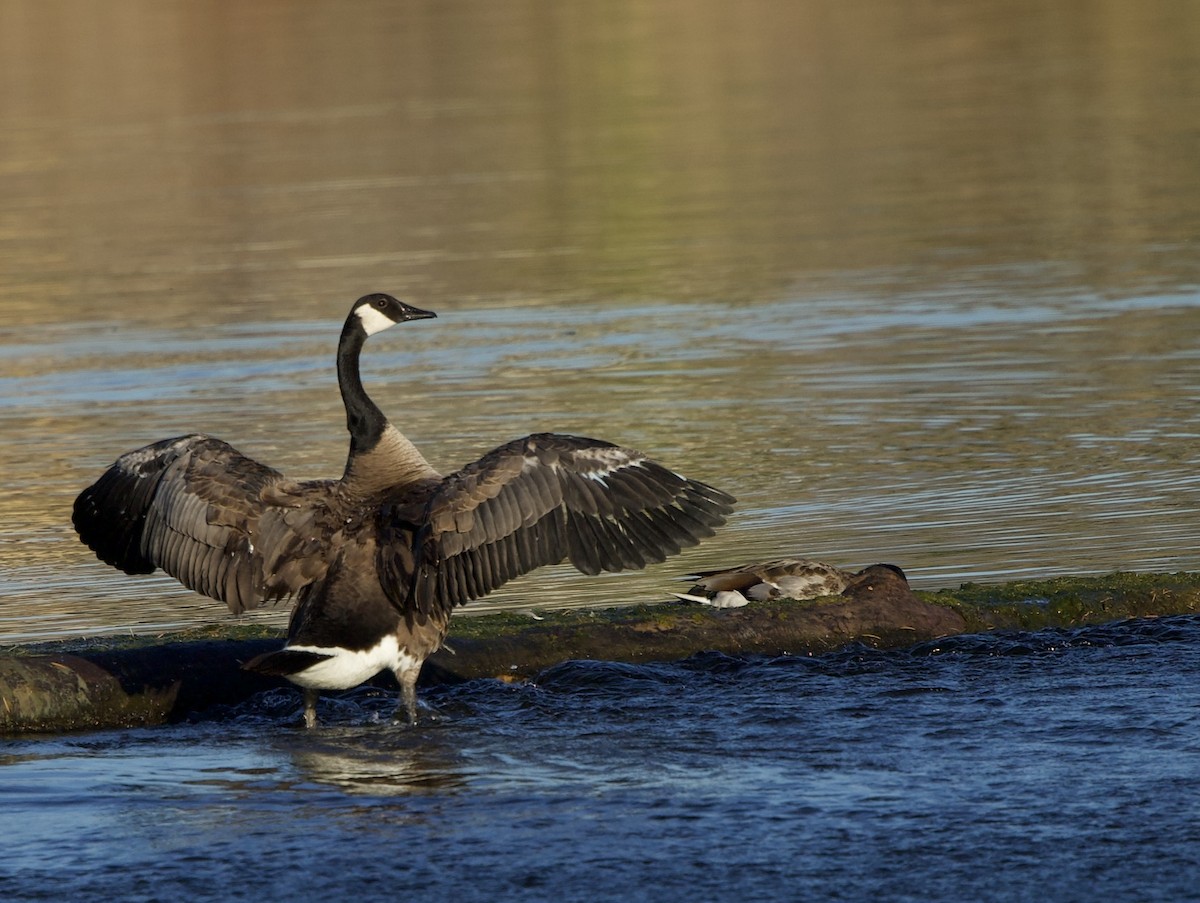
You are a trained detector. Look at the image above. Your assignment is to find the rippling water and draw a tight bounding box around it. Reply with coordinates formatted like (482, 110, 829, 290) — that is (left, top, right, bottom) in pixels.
(4, 288, 1199, 641)
(4, 616, 1200, 901)
(3, 3, 1200, 897)
(2, 0, 1200, 640)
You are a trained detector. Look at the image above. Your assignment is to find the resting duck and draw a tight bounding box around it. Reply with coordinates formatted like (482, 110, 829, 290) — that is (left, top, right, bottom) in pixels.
(672, 558, 909, 608)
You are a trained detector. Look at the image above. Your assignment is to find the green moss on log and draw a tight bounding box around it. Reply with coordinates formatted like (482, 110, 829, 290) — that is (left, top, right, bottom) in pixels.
(928, 571, 1200, 632)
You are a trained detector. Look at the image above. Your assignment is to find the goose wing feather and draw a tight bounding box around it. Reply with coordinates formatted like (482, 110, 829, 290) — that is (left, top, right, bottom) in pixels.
(73, 434, 339, 614)
(383, 433, 735, 619)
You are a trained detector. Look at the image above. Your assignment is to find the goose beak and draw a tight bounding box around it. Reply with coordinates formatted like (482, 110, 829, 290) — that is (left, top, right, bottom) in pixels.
(399, 303, 437, 322)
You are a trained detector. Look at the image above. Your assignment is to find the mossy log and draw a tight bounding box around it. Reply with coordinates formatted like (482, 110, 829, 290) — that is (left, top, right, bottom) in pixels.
(3, 571, 1200, 734)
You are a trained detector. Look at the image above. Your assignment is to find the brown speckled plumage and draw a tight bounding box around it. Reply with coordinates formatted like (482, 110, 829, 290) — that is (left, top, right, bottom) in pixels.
(673, 558, 909, 608)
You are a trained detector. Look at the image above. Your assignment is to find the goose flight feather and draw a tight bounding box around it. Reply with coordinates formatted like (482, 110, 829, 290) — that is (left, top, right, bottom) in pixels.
(398, 433, 726, 620)
(72, 433, 334, 614)
(73, 293, 735, 726)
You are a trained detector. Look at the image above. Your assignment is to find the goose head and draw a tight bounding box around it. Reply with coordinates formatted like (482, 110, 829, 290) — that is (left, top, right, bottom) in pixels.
(351, 293, 437, 337)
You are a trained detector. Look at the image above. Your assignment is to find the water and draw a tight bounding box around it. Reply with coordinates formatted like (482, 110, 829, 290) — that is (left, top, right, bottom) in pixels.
(3, 1, 1200, 897)
(3, 1, 1200, 640)
(5, 290, 1200, 641)
(3, 616, 1200, 901)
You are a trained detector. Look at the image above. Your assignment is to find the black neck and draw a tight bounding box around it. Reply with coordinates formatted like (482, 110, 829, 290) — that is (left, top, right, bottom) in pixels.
(337, 318, 388, 454)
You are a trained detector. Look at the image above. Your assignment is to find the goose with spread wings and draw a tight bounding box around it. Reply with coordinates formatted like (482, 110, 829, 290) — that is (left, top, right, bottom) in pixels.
(73, 294, 735, 727)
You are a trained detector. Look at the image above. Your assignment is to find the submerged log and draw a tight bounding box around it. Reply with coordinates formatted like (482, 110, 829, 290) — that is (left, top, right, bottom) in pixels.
(3, 571, 1200, 734)
(0, 640, 283, 733)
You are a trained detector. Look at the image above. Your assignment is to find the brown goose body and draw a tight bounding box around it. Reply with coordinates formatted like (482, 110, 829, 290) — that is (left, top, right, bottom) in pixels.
(73, 294, 735, 726)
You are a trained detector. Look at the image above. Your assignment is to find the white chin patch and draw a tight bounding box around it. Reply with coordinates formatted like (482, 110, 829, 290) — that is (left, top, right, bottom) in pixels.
(356, 305, 397, 336)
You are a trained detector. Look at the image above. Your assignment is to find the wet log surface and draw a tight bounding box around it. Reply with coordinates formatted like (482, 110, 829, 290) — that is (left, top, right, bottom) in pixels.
(3, 571, 1199, 734)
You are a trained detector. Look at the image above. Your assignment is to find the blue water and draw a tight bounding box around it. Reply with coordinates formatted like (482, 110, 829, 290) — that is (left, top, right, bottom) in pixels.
(3, 616, 1199, 902)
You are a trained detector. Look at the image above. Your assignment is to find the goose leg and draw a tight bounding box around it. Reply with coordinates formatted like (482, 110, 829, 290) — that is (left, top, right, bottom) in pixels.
(303, 688, 320, 729)
(394, 665, 420, 725)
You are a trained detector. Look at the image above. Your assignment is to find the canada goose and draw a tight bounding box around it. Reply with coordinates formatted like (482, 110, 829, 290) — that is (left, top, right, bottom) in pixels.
(73, 293, 735, 727)
(671, 559, 907, 608)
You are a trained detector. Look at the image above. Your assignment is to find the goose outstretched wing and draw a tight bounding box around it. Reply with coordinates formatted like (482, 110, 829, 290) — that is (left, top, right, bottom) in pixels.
(72, 434, 332, 614)
(381, 433, 736, 619)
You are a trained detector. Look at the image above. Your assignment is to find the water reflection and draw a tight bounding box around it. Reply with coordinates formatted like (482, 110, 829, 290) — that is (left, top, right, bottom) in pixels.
(2, 0, 1200, 640)
(2, 0, 1198, 324)
(282, 736, 466, 797)
(203, 689, 473, 797)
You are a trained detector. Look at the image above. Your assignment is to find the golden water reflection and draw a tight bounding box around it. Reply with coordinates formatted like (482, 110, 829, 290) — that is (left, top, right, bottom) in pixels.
(1, 0, 1199, 640)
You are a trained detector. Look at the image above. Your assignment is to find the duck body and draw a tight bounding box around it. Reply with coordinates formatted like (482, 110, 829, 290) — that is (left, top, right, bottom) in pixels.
(74, 295, 735, 727)
(671, 558, 853, 608)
